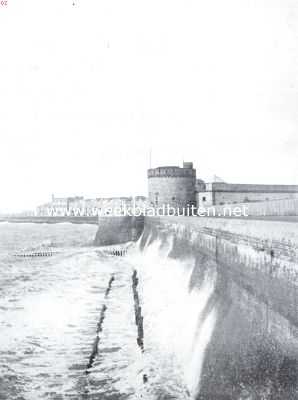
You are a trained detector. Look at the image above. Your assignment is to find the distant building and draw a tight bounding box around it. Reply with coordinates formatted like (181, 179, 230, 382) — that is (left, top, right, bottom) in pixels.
(36, 202, 52, 216)
(51, 194, 68, 209)
(84, 198, 99, 209)
(134, 196, 147, 209)
(36, 195, 147, 216)
(196, 182, 298, 207)
(67, 196, 85, 214)
(148, 161, 298, 211)
(36, 195, 82, 216)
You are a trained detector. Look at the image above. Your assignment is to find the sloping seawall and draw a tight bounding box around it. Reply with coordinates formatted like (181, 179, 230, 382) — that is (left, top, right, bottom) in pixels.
(136, 216, 298, 399)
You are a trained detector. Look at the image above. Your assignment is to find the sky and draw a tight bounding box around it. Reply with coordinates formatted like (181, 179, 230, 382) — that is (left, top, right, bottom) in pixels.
(0, 0, 298, 211)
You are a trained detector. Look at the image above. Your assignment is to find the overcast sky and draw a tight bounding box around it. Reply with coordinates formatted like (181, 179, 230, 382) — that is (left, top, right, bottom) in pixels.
(0, 0, 298, 211)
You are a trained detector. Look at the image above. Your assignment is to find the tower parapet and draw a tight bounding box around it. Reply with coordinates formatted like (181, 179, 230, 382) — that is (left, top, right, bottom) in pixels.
(148, 166, 196, 179)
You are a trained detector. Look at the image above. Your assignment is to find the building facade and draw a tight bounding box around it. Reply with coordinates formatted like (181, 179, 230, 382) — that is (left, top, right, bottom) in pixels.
(148, 161, 298, 211)
(196, 183, 298, 207)
(36, 195, 147, 216)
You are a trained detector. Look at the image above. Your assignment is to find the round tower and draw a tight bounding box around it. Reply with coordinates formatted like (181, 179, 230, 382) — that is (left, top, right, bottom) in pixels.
(147, 162, 196, 213)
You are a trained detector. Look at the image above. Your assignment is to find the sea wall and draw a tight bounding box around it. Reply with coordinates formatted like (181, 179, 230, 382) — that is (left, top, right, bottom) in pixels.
(94, 216, 144, 246)
(140, 216, 298, 398)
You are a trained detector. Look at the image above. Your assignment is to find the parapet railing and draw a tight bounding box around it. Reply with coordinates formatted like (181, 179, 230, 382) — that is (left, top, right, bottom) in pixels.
(148, 168, 196, 178)
(198, 226, 298, 261)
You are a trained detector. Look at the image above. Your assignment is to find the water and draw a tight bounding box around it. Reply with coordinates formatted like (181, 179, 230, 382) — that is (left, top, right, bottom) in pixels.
(0, 223, 217, 400)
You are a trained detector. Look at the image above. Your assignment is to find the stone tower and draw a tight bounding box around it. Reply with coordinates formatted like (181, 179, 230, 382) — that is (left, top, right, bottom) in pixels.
(147, 162, 196, 213)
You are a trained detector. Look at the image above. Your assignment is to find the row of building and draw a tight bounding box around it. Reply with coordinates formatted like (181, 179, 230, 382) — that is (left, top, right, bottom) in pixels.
(36, 162, 298, 216)
(147, 162, 298, 210)
(36, 195, 147, 216)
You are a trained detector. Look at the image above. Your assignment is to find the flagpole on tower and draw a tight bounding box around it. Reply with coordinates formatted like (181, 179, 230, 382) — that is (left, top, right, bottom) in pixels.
(149, 148, 152, 169)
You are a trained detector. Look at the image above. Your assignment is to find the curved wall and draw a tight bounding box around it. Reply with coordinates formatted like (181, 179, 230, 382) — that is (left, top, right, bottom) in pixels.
(148, 166, 196, 211)
(138, 216, 298, 398)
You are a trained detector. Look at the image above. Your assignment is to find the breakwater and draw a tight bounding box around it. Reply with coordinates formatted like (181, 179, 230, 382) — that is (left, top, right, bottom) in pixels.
(132, 270, 145, 351)
(86, 275, 115, 373)
(13, 251, 58, 257)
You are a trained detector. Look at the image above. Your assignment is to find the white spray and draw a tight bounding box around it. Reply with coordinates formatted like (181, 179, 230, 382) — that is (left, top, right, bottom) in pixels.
(127, 232, 218, 398)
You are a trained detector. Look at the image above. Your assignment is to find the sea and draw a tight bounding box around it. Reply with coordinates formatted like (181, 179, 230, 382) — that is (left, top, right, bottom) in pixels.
(0, 222, 215, 400)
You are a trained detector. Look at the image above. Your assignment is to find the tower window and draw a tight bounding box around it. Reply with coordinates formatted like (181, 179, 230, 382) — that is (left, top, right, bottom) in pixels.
(202, 197, 206, 201)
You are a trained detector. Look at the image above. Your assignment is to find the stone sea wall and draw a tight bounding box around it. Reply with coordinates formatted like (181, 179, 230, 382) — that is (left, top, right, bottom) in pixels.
(93, 214, 298, 396)
(140, 216, 298, 399)
(94, 216, 144, 246)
